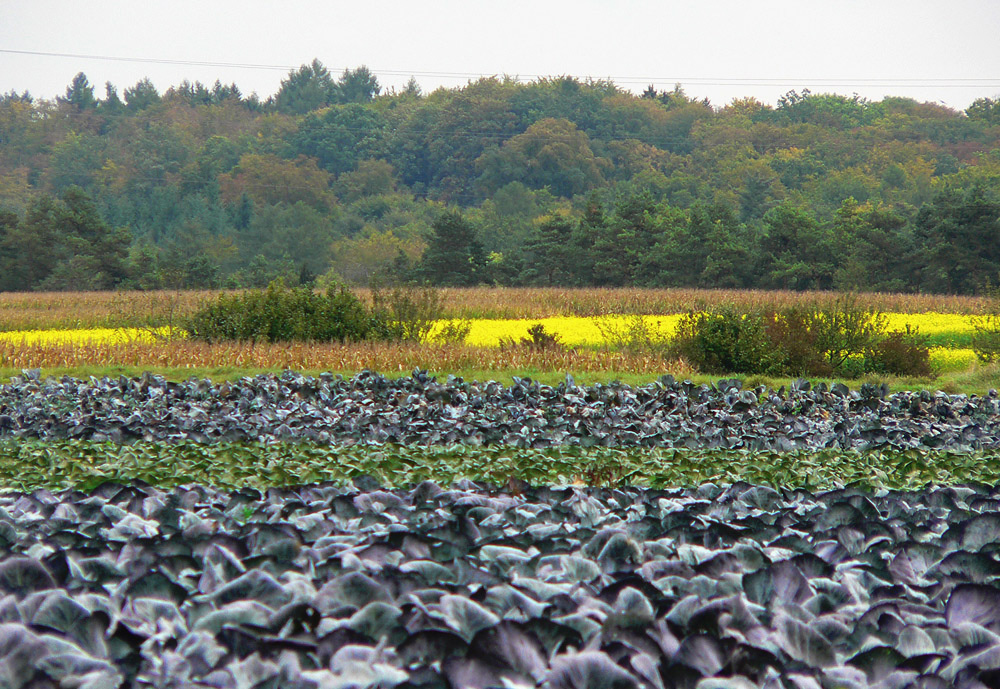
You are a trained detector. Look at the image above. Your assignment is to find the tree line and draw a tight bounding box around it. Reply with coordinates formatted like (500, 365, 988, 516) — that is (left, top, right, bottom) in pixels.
(0, 60, 998, 293)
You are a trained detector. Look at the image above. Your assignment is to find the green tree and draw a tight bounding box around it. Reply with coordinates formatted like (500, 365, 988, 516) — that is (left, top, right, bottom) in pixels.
(0, 188, 130, 290)
(476, 117, 607, 198)
(773, 90, 885, 129)
(1, 194, 62, 288)
(832, 198, 914, 292)
(417, 210, 483, 285)
(60, 72, 97, 110)
(760, 202, 836, 290)
(390, 77, 524, 199)
(335, 159, 396, 202)
(967, 98, 1000, 126)
(219, 153, 335, 211)
(0, 208, 20, 288)
(236, 202, 336, 279)
(101, 82, 125, 114)
(38, 187, 132, 290)
(46, 131, 105, 191)
(520, 213, 582, 285)
(290, 104, 387, 175)
(913, 185, 1000, 294)
(656, 202, 753, 288)
(336, 66, 380, 104)
(124, 78, 161, 111)
(589, 192, 665, 286)
(274, 59, 336, 114)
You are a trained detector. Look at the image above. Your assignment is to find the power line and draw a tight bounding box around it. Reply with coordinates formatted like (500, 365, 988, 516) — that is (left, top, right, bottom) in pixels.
(2, 48, 999, 89)
(0, 49, 294, 72)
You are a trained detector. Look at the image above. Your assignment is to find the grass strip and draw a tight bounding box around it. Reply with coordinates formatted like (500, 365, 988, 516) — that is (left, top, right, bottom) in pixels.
(0, 440, 995, 493)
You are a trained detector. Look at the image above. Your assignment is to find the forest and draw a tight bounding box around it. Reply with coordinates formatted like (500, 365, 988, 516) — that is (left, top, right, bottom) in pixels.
(1, 60, 999, 294)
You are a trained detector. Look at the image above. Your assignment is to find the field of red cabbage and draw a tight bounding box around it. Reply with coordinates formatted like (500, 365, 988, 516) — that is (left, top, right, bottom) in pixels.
(2, 370, 1000, 688)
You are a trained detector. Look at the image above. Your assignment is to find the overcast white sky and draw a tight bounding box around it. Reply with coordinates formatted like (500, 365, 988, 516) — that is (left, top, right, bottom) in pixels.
(2, 0, 999, 109)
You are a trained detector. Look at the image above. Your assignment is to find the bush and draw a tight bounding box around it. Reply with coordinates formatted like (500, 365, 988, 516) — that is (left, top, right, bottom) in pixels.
(370, 284, 444, 342)
(972, 286, 1000, 363)
(809, 295, 886, 372)
(864, 327, 932, 377)
(764, 307, 831, 377)
(430, 319, 473, 345)
(671, 306, 784, 375)
(669, 299, 922, 379)
(595, 314, 671, 355)
(500, 324, 564, 351)
(186, 281, 373, 343)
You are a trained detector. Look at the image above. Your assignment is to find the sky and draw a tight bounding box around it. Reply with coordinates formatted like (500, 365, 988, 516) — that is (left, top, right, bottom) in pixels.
(2, 0, 999, 110)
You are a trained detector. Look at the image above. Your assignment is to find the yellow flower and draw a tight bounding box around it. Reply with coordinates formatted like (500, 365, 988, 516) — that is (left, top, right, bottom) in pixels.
(0, 327, 181, 346)
(428, 315, 684, 347)
(929, 347, 977, 372)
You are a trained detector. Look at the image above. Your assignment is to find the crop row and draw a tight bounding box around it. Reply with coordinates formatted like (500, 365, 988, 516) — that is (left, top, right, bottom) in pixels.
(0, 339, 697, 375)
(8, 479, 1000, 687)
(0, 314, 978, 346)
(1, 370, 998, 452)
(0, 440, 996, 493)
(0, 288, 987, 331)
(0, 314, 981, 374)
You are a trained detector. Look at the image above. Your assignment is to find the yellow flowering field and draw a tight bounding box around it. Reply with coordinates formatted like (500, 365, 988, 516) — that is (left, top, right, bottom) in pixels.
(432, 314, 978, 348)
(432, 315, 685, 347)
(0, 327, 179, 346)
(929, 347, 977, 372)
(883, 313, 976, 346)
(0, 316, 983, 377)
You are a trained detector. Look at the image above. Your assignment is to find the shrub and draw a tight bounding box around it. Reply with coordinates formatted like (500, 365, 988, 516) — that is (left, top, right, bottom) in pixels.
(186, 281, 373, 343)
(669, 299, 916, 379)
(864, 327, 932, 377)
(370, 284, 445, 342)
(671, 306, 784, 375)
(809, 295, 886, 372)
(764, 307, 831, 377)
(595, 314, 671, 355)
(430, 319, 473, 345)
(972, 286, 1000, 363)
(500, 324, 564, 351)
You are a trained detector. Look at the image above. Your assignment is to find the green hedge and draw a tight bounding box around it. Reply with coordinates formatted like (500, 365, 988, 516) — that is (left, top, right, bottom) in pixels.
(186, 283, 375, 343)
(671, 298, 931, 378)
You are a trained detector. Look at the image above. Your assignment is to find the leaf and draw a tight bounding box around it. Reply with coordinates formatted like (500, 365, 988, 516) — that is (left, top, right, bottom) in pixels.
(438, 595, 500, 642)
(674, 634, 726, 677)
(199, 569, 292, 610)
(607, 588, 655, 629)
(314, 572, 392, 613)
(468, 620, 547, 682)
(743, 560, 812, 608)
(896, 625, 938, 658)
(0, 558, 56, 594)
(30, 592, 90, 636)
(0, 623, 50, 685)
(772, 612, 837, 668)
(347, 601, 402, 641)
(545, 650, 640, 689)
(947, 584, 1000, 632)
(847, 645, 907, 683)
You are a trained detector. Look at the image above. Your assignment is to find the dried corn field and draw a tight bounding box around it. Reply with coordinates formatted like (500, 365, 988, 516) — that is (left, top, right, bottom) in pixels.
(0, 288, 987, 331)
(0, 339, 699, 377)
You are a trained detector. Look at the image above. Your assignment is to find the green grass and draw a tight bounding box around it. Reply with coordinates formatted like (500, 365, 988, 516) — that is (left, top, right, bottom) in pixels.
(0, 440, 994, 493)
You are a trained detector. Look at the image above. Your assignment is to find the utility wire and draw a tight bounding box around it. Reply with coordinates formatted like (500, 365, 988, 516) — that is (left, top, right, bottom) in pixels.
(2, 48, 998, 89)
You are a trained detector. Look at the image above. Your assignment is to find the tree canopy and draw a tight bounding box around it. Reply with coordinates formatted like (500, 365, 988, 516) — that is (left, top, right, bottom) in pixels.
(0, 60, 998, 292)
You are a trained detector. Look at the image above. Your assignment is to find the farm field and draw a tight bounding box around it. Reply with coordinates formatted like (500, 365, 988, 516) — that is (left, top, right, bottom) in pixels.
(9, 470, 1000, 688)
(0, 287, 995, 392)
(0, 287, 988, 330)
(2, 291, 1000, 686)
